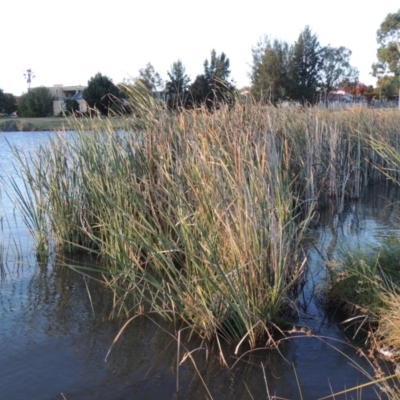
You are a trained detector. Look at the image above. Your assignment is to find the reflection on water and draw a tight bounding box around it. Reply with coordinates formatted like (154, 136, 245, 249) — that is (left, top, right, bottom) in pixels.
(1, 132, 399, 399)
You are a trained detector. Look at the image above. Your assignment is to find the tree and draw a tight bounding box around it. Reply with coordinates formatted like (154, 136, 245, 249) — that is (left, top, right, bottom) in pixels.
(135, 63, 163, 94)
(372, 9, 400, 107)
(187, 74, 208, 108)
(340, 78, 359, 96)
(250, 37, 294, 103)
(64, 99, 80, 116)
(204, 49, 236, 106)
(319, 46, 359, 106)
(18, 87, 53, 117)
(375, 75, 399, 100)
(0, 89, 16, 115)
(165, 60, 191, 109)
(204, 49, 230, 82)
(291, 26, 323, 104)
(340, 81, 375, 104)
(83, 73, 123, 116)
(188, 49, 236, 109)
(361, 85, 376, 105)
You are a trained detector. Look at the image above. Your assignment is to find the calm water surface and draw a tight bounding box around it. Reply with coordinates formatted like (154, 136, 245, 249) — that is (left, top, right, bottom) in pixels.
(1, 131, 399, 399)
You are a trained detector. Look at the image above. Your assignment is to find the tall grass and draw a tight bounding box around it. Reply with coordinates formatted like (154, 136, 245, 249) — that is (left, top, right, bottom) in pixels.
(9, 93, 400, 349)
(327, 239, 400, 325)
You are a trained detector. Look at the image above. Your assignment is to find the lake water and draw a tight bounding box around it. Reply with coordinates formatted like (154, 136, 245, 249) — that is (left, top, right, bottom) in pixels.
(0, 131, 399, 399)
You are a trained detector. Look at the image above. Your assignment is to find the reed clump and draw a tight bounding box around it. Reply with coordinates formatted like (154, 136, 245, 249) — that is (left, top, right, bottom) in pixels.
(325, 238, 400, 398)
(327, 239, 400, 319)
(9, 92, 400, 349)
(326, 238, 400, 361)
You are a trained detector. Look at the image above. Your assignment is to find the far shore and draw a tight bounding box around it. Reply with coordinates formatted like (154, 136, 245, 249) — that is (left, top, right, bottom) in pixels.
(0, 117, 74, 132)
(0, 116, 129, 133)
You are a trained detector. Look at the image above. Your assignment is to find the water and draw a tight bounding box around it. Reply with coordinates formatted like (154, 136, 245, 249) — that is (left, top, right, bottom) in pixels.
(0, 131, 399, 399)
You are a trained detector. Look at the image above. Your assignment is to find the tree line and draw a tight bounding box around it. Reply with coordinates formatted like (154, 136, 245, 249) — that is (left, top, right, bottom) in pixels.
(81, 17, 400, 114)
(83, 28, 358, 116)
(251, 26, 358, 105)
(82, 49, 236, 116)
(1, 11, 400, 118)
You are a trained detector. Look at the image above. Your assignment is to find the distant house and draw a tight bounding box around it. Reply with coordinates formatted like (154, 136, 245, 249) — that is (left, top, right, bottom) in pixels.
(239, 87, 251, 97)
(320, 90, 353, 103)
(47, 85, 88, 115)
(318, 90, 369, 109)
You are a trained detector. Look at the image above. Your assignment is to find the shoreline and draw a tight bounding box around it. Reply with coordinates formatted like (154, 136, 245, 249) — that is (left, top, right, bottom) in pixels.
(0, 117, 73, 132)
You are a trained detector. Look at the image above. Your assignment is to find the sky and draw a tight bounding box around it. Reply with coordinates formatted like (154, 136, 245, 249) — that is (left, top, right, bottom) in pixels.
(1, 1, 397, 96)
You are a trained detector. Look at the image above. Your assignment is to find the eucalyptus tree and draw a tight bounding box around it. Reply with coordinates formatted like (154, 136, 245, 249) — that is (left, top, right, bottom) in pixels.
(319, 46, 359, 106)
(375, 75, 399, 100)
(372, 9, 400, 108)
(135, 63, 163, 94)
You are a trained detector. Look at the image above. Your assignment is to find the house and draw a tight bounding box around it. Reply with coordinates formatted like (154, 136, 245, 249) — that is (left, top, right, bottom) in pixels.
(318, 90, 370, 109)
(319, 90, 354, 104)
(47, 84, 88, 115)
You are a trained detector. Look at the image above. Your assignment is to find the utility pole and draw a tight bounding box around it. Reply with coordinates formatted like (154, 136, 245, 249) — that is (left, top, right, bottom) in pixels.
(24, 69, 35, 95)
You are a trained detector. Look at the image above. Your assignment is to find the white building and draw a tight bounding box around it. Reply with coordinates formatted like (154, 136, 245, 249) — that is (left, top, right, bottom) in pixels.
(47, 85, 88, 115)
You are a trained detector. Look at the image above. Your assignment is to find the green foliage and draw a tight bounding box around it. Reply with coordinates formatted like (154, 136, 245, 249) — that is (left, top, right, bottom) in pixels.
(291, 26, 322, 104)
(375, 75, 399, 100)
(327, 237, 400, 350)
(134, 63, 163, 94)
(204, 49, 230, 81)
(319, 46, 359, 105)
(18, 87, 53, 117)
(187, 74, 208, 107)
(64, 99, 80, 116)
(204, 49, 236, 107)
(165, 60, 190, 109)
(328, 249, 386, 318)
(372, 9, 400, 77)
(250, 37, 294, 103)
(83, 72, 123, 116)
(250, 27, 358, 105)
(121, 63, 164, 109)
(0, 89, 16, 115)
(188, 49, 236, 108)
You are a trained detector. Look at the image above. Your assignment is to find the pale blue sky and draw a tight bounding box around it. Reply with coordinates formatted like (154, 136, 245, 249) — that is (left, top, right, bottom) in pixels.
(1, 0, 397, 95)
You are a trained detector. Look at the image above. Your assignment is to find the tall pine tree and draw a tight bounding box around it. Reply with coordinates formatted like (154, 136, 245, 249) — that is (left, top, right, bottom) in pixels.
(165, 60, 190, 110)
(291, 26, 322, 104)
(188, 49, 236, 109)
